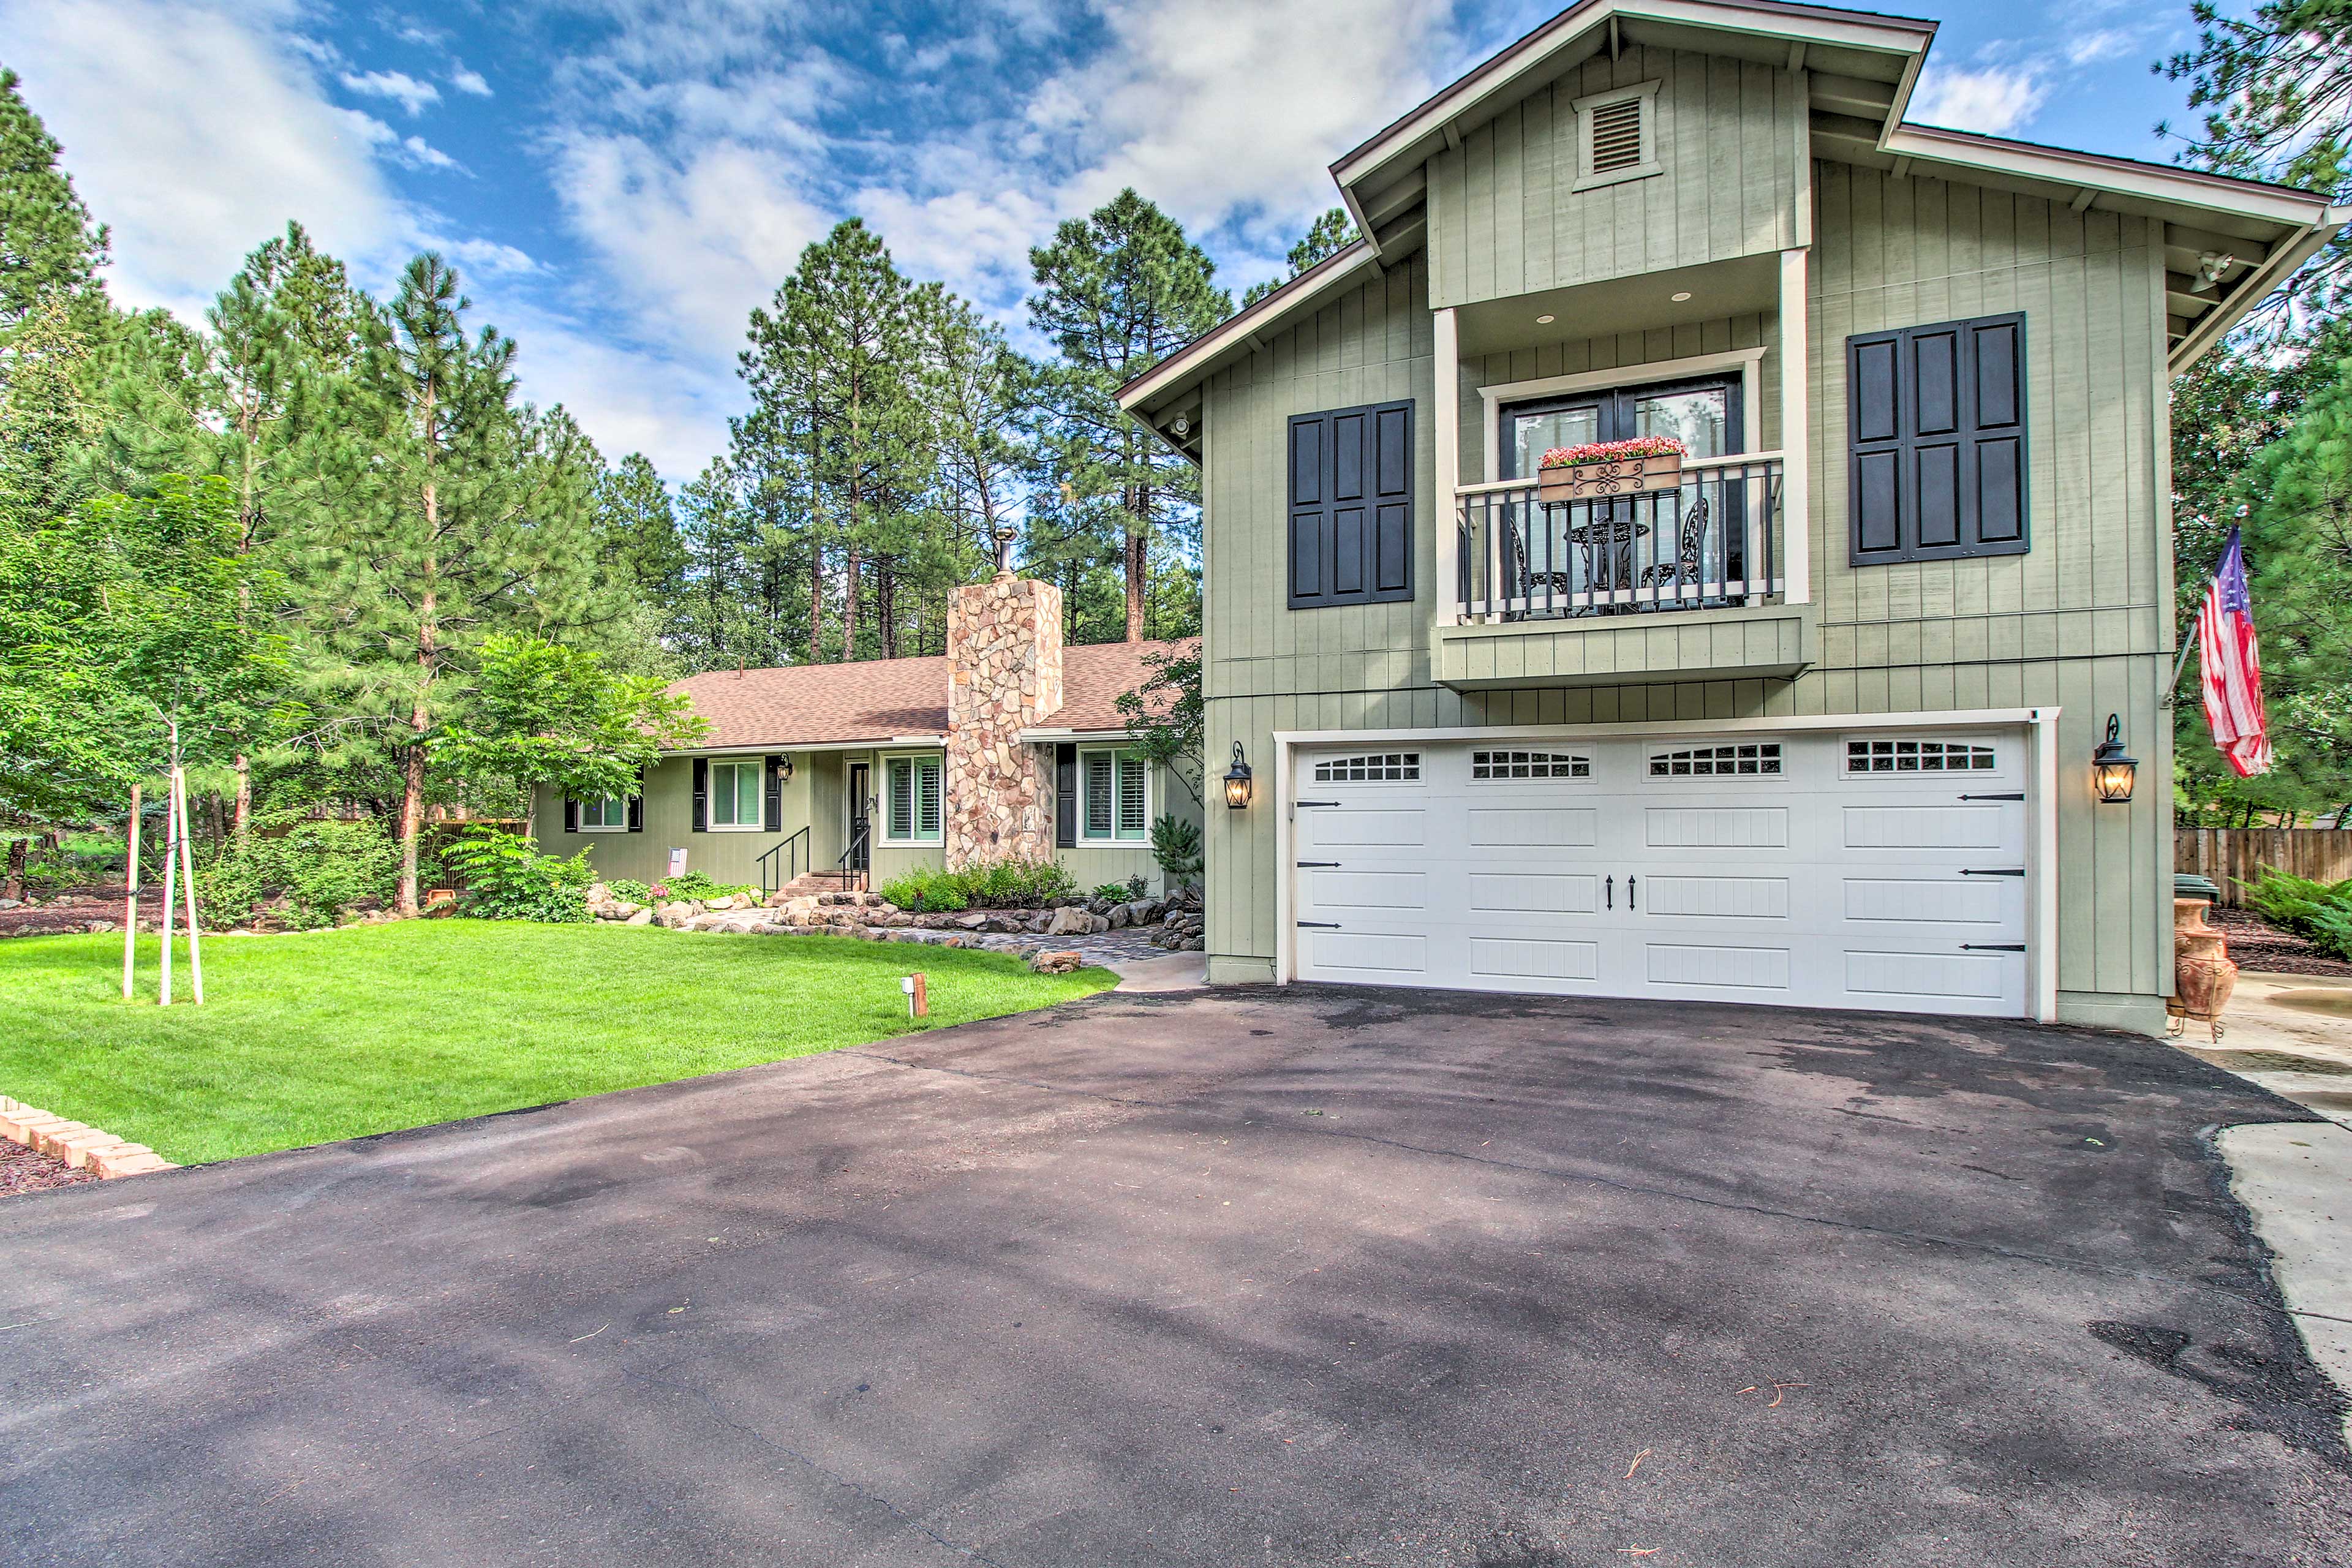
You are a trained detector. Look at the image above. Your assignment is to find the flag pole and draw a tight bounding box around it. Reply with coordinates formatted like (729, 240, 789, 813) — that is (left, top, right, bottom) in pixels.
(2158, 634, 2196, 710)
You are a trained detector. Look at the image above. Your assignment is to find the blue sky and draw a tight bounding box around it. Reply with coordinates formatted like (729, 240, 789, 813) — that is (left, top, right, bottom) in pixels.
(4, 0, 2208, 480)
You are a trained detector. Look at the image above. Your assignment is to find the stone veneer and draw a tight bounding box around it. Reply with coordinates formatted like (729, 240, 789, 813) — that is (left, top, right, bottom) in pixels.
(944, 572, 1063, 869)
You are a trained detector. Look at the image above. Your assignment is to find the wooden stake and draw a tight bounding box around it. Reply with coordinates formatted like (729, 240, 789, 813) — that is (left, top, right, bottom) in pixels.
(910, 971, 927, 1018)
(173, 763, 203, 1005)
(158, 773, 176, 1007)
(122, 783, 141, 1001)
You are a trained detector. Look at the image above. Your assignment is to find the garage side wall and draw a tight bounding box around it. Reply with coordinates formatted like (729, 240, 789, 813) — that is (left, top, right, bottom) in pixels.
(1200, 168, 2173, 1031)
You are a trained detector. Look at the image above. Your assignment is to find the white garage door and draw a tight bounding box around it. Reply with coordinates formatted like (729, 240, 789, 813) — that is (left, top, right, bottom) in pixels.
(1291, 730, 2030, 1017)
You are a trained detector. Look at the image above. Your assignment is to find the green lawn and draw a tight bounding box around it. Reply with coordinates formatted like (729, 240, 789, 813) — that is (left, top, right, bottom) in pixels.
(0, 922, 1115, 1166)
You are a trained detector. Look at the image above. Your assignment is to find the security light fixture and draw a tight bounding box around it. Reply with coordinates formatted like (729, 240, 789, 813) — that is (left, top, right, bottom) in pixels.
(1223, 742, 1254, 809)
(1172, 412, 1191, 437)
(2091, 714, 2137, 804)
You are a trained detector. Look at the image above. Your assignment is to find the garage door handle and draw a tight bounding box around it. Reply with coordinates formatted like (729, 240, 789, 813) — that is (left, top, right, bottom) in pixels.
(1960, 868, 2026, 877)
(1960, 943, 2027, 952)
(1296, 861, 1341, 869)
(1297, 921, 1341, 929)
(1958, 792, 2025, 801)
(1605, 875, 1612, 909)
(1627, 875, 1636, 909)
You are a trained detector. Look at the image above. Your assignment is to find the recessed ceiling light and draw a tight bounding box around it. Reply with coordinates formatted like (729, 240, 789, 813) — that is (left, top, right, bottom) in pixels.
(1670, 291, 1693, 302)
(1536, 313, 1555, 324)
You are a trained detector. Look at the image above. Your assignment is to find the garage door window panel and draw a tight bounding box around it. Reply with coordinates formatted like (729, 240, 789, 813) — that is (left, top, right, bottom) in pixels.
(1647, 743, 1782, 777)
(1844, 738, 1997, 774)
(1313, 752, 1421, 783)
(1471, 749, 1591, 780)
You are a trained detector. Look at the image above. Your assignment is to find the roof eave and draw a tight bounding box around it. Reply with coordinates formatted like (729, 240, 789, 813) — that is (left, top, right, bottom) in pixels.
(2169, 207, 2352, 375)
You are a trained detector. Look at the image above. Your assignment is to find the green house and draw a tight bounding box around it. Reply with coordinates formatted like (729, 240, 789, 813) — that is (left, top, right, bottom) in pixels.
(537, 575, 1201, 899)
(1116, 0, 2343, 1032)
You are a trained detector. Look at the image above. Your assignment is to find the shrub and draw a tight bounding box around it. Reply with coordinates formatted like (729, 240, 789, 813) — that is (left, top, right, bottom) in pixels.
(2310, 900, 2352, 962)
(605, 877, 652, 903)
(656, 870, 755, 902)
(443, 831, 595, 923)
(193, 818, 402, 929)
(876, 857, 1074, 912)
(1150, 813, 1203, 891)
(879, 864, 967, 913)
(2240, 867, 2352, 938)
(1092, 881, 1131, 900)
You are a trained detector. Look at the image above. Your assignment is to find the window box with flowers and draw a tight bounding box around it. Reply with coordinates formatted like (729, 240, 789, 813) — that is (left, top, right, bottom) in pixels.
(1536, 435, 1686, 502)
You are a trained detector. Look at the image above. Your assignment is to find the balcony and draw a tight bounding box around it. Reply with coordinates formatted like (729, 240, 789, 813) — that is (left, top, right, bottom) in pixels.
(1434, 453, 1814, 690)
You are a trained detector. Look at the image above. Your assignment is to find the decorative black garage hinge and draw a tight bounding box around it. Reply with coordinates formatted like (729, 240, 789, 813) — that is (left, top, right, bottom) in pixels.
(1957, 791, 2024, 801)
(1296, 861, 1341, 868)
(1959, 868, 2026, 876)
(1297, 921, 1341, 929)
(1294, 799, 1341, 809)
(1959, 943, 2027, 952)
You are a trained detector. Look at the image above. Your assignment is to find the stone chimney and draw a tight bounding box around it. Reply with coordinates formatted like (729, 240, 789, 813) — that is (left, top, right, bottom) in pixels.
(944, 571, 1063, 869)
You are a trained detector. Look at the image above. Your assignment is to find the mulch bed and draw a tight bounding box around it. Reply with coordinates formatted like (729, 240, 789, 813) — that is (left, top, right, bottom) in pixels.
(0, 882, 139, 940)
(2207, 905, 2352, 978)
(1, 1140, 99, 1197)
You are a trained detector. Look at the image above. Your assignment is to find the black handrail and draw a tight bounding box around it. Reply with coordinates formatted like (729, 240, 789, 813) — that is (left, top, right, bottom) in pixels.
(835, 826, 870, 891)
(757, 826, 811, 897)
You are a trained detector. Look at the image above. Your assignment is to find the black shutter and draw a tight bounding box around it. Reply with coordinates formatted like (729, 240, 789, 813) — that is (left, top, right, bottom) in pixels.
(563, 796, 578, 834)
(1289, 398, 1414, 609)
(690, 757, 708, 833)
(763, 755, 784, 832)
(1848, 312, 2027, 565)
(1055, 744, 1077, 848)
(627, 772, 644, 833)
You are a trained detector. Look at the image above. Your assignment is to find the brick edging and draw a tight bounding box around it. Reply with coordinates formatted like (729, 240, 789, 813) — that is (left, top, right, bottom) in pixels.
(0, 1097, 177, 1178)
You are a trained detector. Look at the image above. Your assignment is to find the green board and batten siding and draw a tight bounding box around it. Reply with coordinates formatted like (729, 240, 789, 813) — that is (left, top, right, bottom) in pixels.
(1201, 157, 2175, 1030)
(1425, 47, 1807, 311)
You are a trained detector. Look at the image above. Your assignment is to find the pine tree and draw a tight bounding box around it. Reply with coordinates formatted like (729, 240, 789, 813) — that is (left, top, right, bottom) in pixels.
(1242, 206, 1361, 307)
(1028, 190, 1228, 641)
(598, 452, 689, 618)
(300, 254, 611, 912)
(0, 67, 109, 337)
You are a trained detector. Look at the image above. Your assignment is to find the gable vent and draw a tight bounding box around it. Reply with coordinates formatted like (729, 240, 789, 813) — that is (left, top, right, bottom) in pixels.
(1589, 97, 1644, 173)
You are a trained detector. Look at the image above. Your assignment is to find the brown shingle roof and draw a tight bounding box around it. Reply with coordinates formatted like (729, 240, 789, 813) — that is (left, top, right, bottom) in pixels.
(671, 638, 1191, 751)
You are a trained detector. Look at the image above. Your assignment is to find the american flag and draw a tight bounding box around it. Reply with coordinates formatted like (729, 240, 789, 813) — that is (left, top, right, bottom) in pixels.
(2196, 526, 2271, 778)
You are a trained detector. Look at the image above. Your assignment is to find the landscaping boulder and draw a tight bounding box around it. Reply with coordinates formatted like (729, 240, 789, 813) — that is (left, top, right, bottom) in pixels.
(586, 883, 611, 905)
(704, 895, 740, 911)
(1046, 905, 1091, 937)
(1030, 949, 1083, 974)
(957, 913, 989, 930)
(623, 908, 654, 927)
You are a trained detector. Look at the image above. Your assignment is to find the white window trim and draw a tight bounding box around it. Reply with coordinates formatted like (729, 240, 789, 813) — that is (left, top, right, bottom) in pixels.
(880, 752, 944, 846)
(1079, 746, 1152, 843)
(1480, 348, 1767, 482)
(576, 794, 630, 832)
(707, 756, 765, 833)
(1569, 79, 1661, 192)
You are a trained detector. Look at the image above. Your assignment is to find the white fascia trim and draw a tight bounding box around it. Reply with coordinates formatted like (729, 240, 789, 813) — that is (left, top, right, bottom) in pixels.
(1273, 709, 2046, 749)
(1330, 0, 1930, 190)
(1477, 347, 1768, 480)
(1116, 243, 1385, 412)
(2169, 210, 2350, 374)
(1877, 126, 2335, 228)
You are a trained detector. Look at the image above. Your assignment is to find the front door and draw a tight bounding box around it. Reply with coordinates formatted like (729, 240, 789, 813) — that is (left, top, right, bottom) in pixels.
(846, 762, 872, 871)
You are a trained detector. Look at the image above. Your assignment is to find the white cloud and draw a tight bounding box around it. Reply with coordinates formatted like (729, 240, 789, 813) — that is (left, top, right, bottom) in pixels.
(339, 110, 463, 173)
(2064, 29, 2136, 67)
(341, 67, 442, 116)
(1909, 64, 2048, 137)
(549, 130, 835, 358)
(451, 62, 493, 97)
(0, 0, 401, 317)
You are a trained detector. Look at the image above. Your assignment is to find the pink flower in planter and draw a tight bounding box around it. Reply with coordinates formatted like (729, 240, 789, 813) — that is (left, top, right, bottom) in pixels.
(648, 883, 668, 899)
(1537, 435, 1687, 469)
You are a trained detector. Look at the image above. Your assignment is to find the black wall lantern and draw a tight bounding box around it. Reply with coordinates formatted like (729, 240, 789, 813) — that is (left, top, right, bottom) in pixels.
(2091, 713, 2137, 804)
(1223, 742, 1254, 809)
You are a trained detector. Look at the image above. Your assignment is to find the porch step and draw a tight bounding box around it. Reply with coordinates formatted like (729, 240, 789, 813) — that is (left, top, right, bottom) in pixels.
(778, 870, 869, 897)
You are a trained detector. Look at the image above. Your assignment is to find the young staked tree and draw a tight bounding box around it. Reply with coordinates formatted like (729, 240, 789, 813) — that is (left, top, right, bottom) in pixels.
(302, 254, 609, 913)
(1028, 189, 1228, 642)
(1241, 206, 1362, 307)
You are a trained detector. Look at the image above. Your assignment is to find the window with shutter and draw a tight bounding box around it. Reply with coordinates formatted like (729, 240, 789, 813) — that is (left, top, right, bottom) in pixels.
(1570, 81, 1660, 190)
(1847, 312, 2029, 565)
(1080, 749, 1148, 842)
(1288, 399, 1414, 610)
(881, 756, 943, 843)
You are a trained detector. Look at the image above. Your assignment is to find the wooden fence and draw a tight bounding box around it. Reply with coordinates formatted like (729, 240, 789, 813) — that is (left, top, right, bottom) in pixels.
(2175, 828, 2352, 904)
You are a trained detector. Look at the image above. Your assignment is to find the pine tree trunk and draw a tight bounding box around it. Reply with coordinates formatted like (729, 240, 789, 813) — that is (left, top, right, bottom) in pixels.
(232, 756, 251, 836)
(845, 543, 861, 661)
(1125, 528, 1147, 643)
(879, 560, 897, 660)
(2, 837, 23, 902)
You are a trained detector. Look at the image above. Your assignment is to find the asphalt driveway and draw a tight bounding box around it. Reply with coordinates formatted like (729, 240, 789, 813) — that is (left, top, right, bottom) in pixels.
(2, 986, 2346, 1566)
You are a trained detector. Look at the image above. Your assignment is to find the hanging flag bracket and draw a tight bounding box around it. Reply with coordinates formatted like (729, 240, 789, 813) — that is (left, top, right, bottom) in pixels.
(2158, 636, 2195, 710)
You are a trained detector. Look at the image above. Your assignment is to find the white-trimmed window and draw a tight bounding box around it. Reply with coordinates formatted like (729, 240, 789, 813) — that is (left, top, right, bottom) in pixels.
(578, 795, 629, 831)
(884, 755, 943, 844)
(1570, 80, 1660, 192)
(1313, 752, 1421, 783)
(1081, 748, 1150, 842)
(1845, 738, 1997, 774)
(709, 759, 764, 830)
(1472, 749, 1590, 780)
(1648, 742, 1782, 778)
